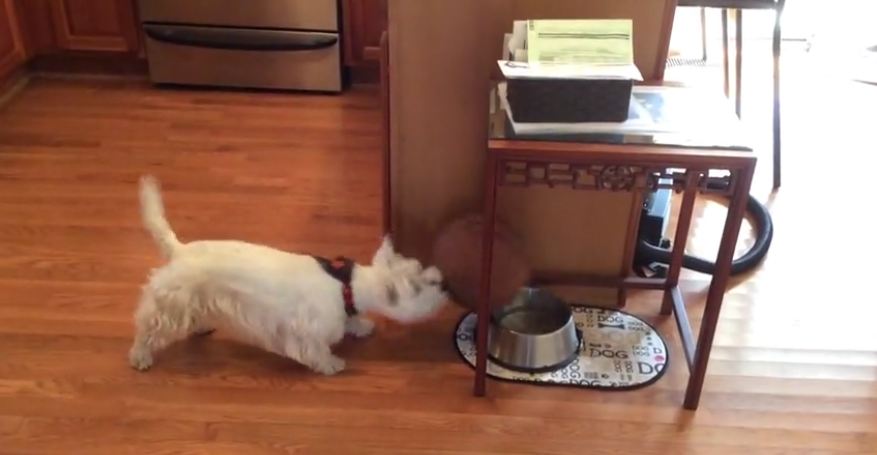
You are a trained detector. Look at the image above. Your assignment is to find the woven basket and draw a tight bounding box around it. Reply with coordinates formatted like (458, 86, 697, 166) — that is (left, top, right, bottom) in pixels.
(506, 78, 632, 123)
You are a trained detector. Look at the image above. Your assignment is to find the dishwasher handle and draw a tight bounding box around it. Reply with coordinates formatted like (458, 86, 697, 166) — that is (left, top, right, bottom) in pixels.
(143, 23, 338, 52)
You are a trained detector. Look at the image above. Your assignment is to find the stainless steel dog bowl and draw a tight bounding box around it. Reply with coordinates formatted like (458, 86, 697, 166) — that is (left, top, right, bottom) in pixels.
(488, 288, 582, 373)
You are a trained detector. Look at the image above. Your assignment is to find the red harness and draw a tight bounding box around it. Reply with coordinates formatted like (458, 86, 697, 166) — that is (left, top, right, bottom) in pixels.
(313, 256, 358, 316)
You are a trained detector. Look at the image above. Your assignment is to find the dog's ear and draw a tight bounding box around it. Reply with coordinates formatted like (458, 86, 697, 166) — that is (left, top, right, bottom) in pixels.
(372, 235, 395, 268)
(422, 266, 443, 286)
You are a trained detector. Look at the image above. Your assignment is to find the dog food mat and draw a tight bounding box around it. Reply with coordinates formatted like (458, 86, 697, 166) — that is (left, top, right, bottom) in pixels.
(454, 305, 668, 390)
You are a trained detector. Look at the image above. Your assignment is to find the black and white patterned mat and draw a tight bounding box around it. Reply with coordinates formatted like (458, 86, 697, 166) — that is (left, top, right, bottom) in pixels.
(454, 305, 668, 390)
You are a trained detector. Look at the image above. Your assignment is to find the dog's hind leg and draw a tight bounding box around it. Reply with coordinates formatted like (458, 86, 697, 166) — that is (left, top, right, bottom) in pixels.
(186, 298, 215, 337)
(284, 336, 346, 375)
(190, 321, 216, 337)
(128, 292, 190, 371)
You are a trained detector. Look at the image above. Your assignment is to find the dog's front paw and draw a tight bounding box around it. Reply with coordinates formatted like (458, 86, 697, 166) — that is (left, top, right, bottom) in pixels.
(345, 317, 375, 338)
(128, 347, 153, 371)
(313, 355, 346, 375)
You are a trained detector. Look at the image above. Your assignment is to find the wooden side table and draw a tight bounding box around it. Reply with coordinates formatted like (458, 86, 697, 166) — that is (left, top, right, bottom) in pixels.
(475, 84, 757, 410)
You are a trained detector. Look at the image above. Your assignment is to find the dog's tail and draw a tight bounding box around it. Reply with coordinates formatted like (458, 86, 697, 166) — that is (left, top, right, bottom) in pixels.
(139, 175, 182, 259)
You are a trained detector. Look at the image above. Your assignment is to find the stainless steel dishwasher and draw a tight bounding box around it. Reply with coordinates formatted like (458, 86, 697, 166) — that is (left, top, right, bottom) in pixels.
(138, 0, 343, 92)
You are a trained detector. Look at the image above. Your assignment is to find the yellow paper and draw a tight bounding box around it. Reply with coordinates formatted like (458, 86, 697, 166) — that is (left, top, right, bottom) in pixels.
(527, 19, 634, 66)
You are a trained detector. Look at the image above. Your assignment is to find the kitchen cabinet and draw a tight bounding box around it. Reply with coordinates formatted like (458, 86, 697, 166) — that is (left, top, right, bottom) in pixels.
(0, 0, 26, 79)
(6, 0, 389, 83)
(343, 0, 386, 67)
(48, 0, 139, 53)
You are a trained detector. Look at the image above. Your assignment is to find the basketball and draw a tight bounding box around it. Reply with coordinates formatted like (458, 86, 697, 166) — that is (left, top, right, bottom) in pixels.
(432, 214, 531, 310)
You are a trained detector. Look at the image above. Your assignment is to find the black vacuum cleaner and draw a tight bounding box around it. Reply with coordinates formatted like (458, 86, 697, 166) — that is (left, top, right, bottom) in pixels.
(634, 174, 774, 277)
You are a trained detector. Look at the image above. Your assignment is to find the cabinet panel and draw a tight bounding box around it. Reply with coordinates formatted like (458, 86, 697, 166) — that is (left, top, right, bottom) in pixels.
(0, 0, 26, 79)
(49, 0, 139, 52)
(343, 0, 386, 66)
(15, 0, 56, 56)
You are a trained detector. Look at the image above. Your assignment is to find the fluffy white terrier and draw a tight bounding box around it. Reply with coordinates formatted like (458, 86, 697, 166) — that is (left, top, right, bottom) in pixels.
(129, 176, 448, 375)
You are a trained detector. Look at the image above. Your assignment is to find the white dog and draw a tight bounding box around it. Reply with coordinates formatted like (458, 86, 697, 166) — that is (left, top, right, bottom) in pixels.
(129, 176, 447, 375)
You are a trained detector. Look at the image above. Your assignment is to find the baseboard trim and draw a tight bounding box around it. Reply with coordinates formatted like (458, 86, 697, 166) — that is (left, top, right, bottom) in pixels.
(28, 53, 379, 86)
(349, 64, 379, 85)
(28, 53, 148, 78)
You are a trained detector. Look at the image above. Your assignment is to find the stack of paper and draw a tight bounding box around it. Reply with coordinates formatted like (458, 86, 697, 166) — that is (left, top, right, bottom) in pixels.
(501, 19, 643, 81)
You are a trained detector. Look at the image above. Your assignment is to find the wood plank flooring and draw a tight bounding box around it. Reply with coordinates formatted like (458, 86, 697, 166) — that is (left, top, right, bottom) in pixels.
(1, 75, 876, 454)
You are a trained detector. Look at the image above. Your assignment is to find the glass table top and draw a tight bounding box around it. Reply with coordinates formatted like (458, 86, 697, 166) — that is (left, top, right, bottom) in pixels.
(489, 82, 754, 152)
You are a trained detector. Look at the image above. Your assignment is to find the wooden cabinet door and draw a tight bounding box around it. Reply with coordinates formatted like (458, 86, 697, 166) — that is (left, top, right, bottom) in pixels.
(343, 0, 387, 66)
(0, 0, 26, 79)
(49, 0, 139, 52)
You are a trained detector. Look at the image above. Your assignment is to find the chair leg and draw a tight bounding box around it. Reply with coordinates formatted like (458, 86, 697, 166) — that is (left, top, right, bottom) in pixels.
(701, 7, 708, 62)
(773, 2, 785, 189)
(722, 9, 730, 97)
(735, 9, 743, 118)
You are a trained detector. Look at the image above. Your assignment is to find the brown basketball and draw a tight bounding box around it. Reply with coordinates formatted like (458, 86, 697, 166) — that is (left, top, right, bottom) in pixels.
(432, 214, 531, 310)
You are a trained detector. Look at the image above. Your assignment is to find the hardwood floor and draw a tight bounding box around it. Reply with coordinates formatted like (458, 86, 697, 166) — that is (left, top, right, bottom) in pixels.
(1, 75, 875, 454)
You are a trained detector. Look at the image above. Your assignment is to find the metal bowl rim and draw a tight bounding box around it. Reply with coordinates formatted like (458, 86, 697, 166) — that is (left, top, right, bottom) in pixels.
(490, 310, 576, 338)
(490, 288, 575, 337)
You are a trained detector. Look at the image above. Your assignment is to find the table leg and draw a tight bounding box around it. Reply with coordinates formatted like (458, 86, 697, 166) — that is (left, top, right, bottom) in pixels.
(380, 31, 392, 235)
(660, 172, 699, 315)
(474, 153, 499, 397)
(619, 189, 646, 308)
(722, 9, 730, 98)
(735, 9, 743, 118)
(773, 1, 785, 189)
(683, 164, 756, 410)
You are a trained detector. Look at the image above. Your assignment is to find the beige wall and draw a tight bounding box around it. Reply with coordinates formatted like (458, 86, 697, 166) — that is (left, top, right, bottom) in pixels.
(388, 0, 676, 305)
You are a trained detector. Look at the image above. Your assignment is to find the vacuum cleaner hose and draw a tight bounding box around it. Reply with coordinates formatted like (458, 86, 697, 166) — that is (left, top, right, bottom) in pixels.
(636, 193, 774, 276)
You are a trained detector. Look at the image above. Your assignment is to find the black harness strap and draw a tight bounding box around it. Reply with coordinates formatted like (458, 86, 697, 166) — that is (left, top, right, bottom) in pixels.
(313, 256, 358, 316)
